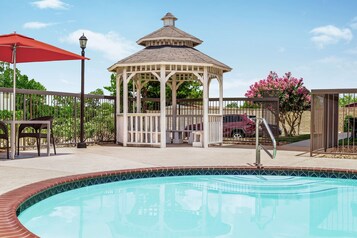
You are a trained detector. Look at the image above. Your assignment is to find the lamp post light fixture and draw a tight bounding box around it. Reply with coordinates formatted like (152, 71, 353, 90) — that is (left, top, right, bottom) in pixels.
(77, 33, 87, 148)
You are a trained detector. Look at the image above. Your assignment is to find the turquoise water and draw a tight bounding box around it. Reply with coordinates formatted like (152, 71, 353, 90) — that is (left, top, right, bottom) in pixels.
(19, 175, 357, 238)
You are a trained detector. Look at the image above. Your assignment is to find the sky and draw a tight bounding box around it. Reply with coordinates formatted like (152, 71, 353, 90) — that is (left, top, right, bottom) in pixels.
(1, 0, 357, 97)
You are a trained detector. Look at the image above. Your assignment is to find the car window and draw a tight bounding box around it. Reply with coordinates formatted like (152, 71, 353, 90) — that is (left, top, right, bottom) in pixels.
(234, 115, 242, 122)
(224, 116, 234, 123)
(224, 115, 243, 122)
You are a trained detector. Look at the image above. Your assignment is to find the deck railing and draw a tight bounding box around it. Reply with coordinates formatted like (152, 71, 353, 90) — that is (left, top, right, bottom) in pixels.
(0, 87, 116, 148)
(0, 87, 279, 149)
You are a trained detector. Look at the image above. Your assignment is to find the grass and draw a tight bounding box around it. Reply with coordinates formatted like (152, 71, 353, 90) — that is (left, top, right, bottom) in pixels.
(277, 134, 310, 144)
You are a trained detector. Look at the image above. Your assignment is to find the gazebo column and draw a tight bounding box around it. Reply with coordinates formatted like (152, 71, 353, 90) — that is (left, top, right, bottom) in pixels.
(219, 75, 224, 144)
(172, 75, 179, 143)
(136, 80, 142, 113)
(218, 76, 223, 115)
(115, 72, 121, 144)
(160, 65, 167, 148)
(116, 72, 121, 114)
(123, 69, 128, 147)
(203, 67, 209, 148)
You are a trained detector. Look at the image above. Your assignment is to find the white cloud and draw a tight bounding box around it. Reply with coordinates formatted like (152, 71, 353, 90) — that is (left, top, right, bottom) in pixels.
(317, 56, 344, 64)
(278, 47, 285, 53)
(345, 47, 357, 55)
(350, 17, 357, 30)
(316, 56, 357, 72)
(61, 29, 139, 61)
(31, 0, 69, 9)
(23, 21, 54, 29)
(291, 57, 357, 91)
(60, 79, 76, 86)
(310, 25, 353, 48)
(219, 75, 261, 97)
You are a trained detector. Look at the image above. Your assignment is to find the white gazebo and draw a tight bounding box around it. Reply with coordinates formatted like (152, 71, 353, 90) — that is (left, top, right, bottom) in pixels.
(108, 13, 231, 148)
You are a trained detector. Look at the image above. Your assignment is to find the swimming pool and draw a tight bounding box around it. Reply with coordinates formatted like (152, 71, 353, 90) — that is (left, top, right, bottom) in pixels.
(18, 172, 357, 238)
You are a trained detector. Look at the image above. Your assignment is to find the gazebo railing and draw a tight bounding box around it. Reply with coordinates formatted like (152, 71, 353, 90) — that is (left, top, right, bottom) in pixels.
(208, 114, 223, 144)
(165, 114, 203, 144)
(126, 97, 279, 145)
(126, 113, 161, 145)
(166, 114, 203, 131)
(120, 113, 224, 146)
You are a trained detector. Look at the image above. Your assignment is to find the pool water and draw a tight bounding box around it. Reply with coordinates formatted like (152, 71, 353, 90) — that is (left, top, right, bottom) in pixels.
(19, 175, 357, 238)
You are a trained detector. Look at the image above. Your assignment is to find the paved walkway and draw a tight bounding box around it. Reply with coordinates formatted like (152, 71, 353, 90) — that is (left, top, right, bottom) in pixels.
(279, 139, 310, 151)
(1, 144, 357, 195)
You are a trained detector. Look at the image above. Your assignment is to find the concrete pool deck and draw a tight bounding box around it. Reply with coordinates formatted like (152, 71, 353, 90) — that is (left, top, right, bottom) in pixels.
(1, 144, 357, 195)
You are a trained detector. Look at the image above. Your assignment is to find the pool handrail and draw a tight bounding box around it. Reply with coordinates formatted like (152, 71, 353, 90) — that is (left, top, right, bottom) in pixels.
(255, 117, 277, 167)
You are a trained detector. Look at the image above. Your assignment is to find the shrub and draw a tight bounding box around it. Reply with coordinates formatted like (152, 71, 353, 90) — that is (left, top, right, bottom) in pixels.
(245, 72, 310, 136)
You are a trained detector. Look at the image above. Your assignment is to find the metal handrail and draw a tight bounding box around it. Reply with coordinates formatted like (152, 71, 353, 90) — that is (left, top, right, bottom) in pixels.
(255, 117, 277, 167)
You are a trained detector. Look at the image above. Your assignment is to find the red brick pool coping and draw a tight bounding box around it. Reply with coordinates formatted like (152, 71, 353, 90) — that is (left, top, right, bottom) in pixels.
(1, 166, 357, 237)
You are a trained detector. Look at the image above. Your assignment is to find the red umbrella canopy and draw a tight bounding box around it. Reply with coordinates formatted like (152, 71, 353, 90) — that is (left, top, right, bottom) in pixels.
(0, 33, 87, 63)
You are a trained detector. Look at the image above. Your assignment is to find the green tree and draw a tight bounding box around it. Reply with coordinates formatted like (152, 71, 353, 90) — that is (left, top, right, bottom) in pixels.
(0, 62, 47, 120)
(104, 73, 132, 97)
(104, 73, 202, 99)
(84, 88, 114, 142)
(0, 62, 46, 90)
(51, 96, 78, 143)
(90, 88, 104, 95)
(339, 94, 357, 107)
(225, 102, 239, 108)
(240, 101, 260, 109)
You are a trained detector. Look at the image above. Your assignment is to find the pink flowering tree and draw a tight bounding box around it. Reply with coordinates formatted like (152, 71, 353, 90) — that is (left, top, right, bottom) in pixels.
(245, 72, 311, 136)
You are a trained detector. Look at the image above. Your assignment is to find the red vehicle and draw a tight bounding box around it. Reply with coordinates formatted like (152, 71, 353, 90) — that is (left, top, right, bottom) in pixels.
(223, 114, 256, 138)
(185, 114, 256, 138)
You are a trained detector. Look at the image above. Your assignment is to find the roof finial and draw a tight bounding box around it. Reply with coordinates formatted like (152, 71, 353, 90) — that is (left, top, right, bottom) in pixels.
(161, 12, 177, 27)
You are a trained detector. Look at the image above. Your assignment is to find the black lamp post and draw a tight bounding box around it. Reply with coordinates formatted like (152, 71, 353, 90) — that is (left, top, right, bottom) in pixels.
(77, 33, 87, 148)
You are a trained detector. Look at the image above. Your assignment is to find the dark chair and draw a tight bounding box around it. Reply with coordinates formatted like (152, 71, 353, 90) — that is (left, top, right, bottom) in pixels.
(0, 121, 9, 159)
(17, 116, 56, 156)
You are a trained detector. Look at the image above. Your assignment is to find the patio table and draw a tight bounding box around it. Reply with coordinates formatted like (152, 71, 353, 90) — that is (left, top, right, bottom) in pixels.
(4, 120, 51, 159)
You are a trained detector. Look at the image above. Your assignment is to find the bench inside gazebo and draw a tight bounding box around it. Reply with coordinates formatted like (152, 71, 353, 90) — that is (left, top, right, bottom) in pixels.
(108, 13, 231, 148)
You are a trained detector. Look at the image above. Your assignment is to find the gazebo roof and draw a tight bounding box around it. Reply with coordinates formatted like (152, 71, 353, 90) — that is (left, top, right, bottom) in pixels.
(137, 12, 202, 47)
(109, 13, 231, 73)
(137, 25, 203, 47)
(109, 45, 231, 71)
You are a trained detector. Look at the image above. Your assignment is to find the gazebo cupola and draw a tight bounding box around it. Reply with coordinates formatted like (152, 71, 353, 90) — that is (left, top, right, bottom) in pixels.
(136, 13, 202, 48)
(162, 12, 177, 27)
(108, 13, 232, 148)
